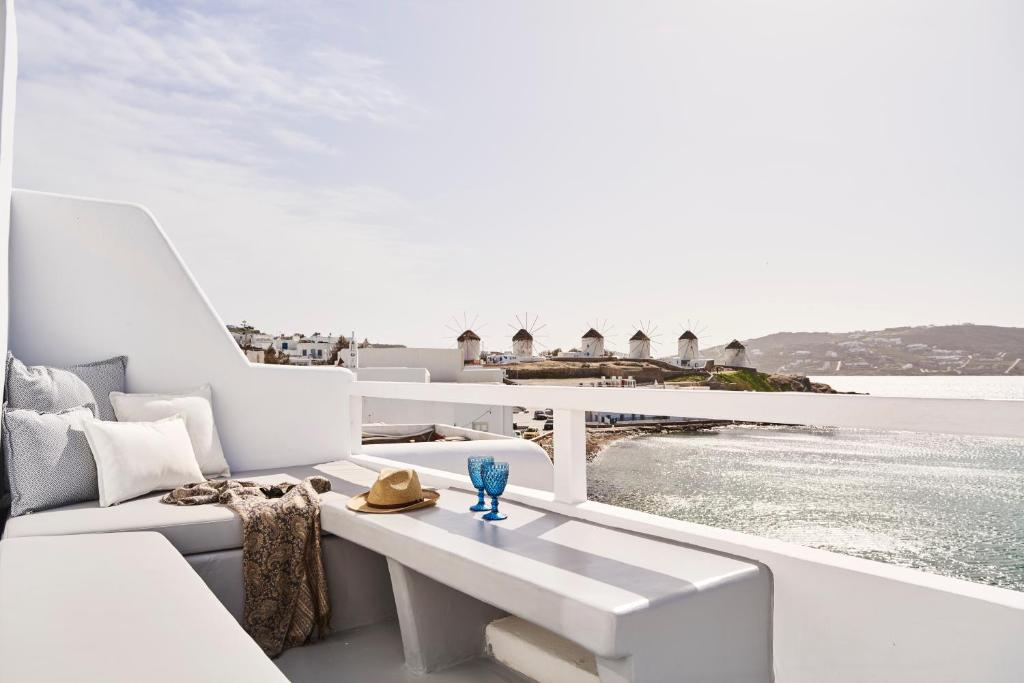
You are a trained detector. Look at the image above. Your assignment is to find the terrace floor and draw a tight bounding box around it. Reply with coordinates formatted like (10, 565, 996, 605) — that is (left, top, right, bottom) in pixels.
(275, 619, 531, 682)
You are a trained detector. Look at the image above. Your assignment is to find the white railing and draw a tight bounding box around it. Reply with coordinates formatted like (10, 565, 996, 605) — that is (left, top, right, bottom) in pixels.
(349, 380, 1024, 503)
(350, 380, 1024, 683)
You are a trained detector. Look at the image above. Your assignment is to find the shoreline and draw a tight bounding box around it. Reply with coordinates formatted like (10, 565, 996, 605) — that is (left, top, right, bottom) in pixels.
(533, 420, 733, 462)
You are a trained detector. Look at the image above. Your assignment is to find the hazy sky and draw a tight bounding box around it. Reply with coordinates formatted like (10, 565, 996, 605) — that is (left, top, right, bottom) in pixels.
(14, 1, 1024, 352)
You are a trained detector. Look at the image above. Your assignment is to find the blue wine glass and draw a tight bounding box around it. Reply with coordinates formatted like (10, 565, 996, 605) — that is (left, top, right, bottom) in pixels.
(467, 456, 494, 512)
(481, 461, 510, 521)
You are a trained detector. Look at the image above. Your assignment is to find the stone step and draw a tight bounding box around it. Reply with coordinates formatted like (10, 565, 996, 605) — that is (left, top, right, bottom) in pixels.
(485, 616, 598, 683)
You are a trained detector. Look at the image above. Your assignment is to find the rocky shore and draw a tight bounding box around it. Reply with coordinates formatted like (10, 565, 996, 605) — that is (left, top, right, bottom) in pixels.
(525, 370, 848, 461)
(515, 364, 848, 461)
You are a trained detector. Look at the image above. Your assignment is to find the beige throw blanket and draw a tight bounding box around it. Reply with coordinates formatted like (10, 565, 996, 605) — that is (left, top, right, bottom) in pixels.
(162, 477, 332, 657)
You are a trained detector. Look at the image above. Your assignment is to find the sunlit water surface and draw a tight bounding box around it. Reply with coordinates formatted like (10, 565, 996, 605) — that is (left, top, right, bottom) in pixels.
(588, 378, 1024, 591)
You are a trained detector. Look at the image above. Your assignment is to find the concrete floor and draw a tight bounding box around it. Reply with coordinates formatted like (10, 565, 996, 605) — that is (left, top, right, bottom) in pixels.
(275, 619, 533, 683)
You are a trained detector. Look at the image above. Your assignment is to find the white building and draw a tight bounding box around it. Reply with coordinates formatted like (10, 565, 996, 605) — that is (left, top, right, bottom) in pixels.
(669, 330, 712, 370)
(628, 329, 651, 359)
(249, 333, 274, 350)
(297, 339, 332, 362)
(511, 328, 533, 358)
(243, 348, 265, 363)
(268, 334, 337, 363)
(580, 328, 605, 357)
(229, 328, 274, 351)
(678, 330, 699, 361)
(721, 339, 751, 368)
(456, 329, 481, 364)
(307, 332, 338, 345)
(274, 334, 302, 354)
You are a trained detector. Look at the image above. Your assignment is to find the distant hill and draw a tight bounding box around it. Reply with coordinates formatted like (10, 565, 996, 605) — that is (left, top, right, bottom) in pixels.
(703, 324, 1024, 375)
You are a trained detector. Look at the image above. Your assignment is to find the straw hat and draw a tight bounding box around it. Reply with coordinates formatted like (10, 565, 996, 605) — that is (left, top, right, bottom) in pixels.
(346, 468, 440, 514)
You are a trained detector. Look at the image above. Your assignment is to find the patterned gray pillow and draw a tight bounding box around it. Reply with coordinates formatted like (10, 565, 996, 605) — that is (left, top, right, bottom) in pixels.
(3, 405, 98, 516)
(5, 353, 127, 421)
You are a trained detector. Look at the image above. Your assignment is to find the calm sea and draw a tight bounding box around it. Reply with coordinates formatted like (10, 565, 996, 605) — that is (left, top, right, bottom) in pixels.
(587, 376, 1024, 591)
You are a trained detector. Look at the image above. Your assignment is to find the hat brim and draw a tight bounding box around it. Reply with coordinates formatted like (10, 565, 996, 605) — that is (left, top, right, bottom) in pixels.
(345, 488, 440, 514)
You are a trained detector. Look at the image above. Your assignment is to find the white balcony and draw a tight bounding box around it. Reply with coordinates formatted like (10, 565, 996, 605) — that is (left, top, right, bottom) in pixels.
(0, 2, 1022, 682)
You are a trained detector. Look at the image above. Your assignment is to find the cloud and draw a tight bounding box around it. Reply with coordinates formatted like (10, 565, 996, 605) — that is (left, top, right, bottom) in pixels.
(12, 0, 445, 335)
(268, 127, 336, 155)
(17, 1, 413, 162)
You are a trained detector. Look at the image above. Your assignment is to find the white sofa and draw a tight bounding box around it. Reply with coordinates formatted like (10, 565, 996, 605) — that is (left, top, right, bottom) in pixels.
(2, 461, 401, 631)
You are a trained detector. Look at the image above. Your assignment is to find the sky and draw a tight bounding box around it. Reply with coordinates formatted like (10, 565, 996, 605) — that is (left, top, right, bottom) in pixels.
(13, 1, 1024, 353)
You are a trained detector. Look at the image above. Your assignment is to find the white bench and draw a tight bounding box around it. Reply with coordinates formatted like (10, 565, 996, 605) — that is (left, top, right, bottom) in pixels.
(319, 461, 772, 683)
(0, 532, 287, 683)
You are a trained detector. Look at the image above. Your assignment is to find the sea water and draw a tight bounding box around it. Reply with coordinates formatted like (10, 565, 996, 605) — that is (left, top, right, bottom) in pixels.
(587, 377, 1024, 591)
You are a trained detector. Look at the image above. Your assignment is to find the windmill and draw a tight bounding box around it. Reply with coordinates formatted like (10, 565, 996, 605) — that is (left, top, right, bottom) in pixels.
(722, 339, 751, 368)
(676, 319, 709, 363)
(628, 320, 660, 360)
(444, 313, 485, 364)
(580, 319, 614, 358)
(508, 312, 546, 359)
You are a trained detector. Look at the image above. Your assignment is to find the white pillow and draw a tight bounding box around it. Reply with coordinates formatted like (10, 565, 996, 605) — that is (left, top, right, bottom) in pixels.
(109, 384, 230, 477)
(83, 415, 205, 507)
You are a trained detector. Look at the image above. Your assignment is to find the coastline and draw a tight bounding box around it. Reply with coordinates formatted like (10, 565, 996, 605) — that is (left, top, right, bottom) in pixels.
(533, 420, 732, 462)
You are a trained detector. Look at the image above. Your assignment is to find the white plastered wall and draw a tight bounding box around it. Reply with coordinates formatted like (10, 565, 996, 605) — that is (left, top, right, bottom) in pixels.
(8, 190, 354, 471)
(0, 0, 16, 395)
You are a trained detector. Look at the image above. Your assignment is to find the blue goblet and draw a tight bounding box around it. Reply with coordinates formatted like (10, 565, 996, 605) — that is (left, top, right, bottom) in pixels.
(481, 461, 510, 521)
(467, 456, 494, 512)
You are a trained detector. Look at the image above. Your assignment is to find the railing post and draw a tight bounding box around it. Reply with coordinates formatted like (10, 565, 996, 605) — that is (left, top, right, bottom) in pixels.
(349, 394, 363, 455)
(553, 409, 587, 503)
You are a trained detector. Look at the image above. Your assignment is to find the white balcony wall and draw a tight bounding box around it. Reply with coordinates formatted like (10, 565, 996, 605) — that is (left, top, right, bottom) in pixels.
(359, 348, 465, 381)
(8, 190, 354, 471)
(0, 0, 16, 394)
(363, 397, 514, 437)
(356, 366, 515, 436)
(352, 380, 1024, 683)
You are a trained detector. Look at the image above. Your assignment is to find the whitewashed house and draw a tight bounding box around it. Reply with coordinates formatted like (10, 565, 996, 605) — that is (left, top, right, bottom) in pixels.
(307, 332, 339, 345)
(297, 339, 332, 362)
(273, 334, 302, 354)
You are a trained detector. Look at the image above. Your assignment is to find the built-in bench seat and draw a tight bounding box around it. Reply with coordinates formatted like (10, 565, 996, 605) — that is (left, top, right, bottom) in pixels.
(1, 461, 398, 631)
(0, 532, 287, 682)
(2, 463, 348, 554)
(1, 459, 773, 682)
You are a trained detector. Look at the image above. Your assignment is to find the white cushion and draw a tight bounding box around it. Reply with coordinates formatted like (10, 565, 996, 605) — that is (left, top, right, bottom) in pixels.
(109, 384, 230, 477)
(83, 415, 205, 507)
(1, 464, 348, 554)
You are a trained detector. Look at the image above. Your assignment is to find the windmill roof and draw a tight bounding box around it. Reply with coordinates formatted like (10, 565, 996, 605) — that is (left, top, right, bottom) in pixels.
(679, 330, 697, 340)
(512, 328, 533, 341)
(725, 339, 746, 350)
(582, 328, 604, 339)
(457, 330, 480, 341)
(630, 330, 651, 342)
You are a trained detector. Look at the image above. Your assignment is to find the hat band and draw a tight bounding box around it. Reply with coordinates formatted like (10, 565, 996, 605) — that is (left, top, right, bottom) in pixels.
(366, 497, 424, 510)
